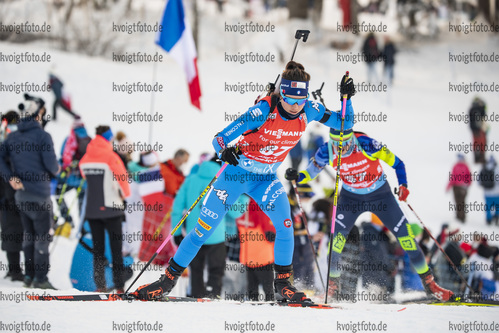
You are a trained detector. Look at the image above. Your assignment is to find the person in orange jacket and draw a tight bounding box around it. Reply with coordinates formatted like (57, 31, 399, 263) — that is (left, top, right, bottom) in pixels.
(160, 149, 190, 197)
(79, 125, 131, 292)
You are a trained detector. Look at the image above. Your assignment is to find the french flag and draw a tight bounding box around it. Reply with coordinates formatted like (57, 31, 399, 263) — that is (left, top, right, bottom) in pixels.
(156, 0, 202, 110)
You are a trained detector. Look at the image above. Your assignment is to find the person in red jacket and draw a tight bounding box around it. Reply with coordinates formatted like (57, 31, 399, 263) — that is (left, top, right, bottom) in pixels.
(446, 154, 472, 223)
(79, 125, 131, 292)
(160, 149, 190, 197)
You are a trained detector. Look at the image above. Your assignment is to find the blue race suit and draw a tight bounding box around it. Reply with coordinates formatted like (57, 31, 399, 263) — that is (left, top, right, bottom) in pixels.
(173, 97, 355, 267)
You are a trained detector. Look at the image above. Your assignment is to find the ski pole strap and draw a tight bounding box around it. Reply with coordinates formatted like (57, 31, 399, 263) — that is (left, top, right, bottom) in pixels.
(318, 109, 332, 124)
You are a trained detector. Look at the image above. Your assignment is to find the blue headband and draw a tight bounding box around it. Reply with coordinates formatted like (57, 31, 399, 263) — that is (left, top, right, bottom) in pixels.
(101, 129, 113, 142)
(280, 78, 309, 97)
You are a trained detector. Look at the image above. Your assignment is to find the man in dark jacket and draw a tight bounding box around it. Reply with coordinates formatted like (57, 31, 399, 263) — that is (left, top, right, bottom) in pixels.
(0, 96, 60, 289)
(0, 111, 24, 282)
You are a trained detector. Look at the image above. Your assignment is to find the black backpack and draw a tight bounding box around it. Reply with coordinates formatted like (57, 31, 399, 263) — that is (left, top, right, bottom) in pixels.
(479, 167, 495, 189)
(74, 135, 91, 161)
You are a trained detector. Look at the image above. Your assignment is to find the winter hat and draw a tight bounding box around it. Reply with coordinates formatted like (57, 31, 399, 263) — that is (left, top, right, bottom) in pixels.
(199, 152, 212, 164)
(101, 129, 113, 142)
(460, 242, 473, 256)
(115, 131, 127, 142)
(140, 151, 159, 167)
(329, 127, 354, 141)
(96, 125, 113, 142)
(72, 116, 84, 129)
(297, 183, 315, 198)
(18, 93, 45, 118)
(409, 223, 423, 237)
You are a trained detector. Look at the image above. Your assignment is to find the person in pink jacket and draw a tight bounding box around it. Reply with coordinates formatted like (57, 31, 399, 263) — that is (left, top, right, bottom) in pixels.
(447, 154, 472, 223)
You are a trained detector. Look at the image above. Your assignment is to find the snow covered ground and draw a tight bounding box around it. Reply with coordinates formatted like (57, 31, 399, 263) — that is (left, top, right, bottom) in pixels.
(1, 0, 499, 331)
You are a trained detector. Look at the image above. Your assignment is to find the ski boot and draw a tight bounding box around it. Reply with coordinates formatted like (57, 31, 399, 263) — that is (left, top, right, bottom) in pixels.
(419, 269, 455, 302)
(132, 258, 185, 301)
(274, 264, 310, 303)
(327, 276, 341, 301)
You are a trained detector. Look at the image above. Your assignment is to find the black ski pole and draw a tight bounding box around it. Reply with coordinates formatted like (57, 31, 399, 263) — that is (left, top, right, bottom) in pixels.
(312, 82, 326, 107)
(266, 30, 310, 96)
(291, 180, 326, 293)
(394, 188, 477, 295)
(291, 30, 310, 61)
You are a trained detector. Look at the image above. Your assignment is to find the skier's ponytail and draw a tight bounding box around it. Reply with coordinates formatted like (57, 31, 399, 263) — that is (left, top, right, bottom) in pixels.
(282, 61, 310, 82)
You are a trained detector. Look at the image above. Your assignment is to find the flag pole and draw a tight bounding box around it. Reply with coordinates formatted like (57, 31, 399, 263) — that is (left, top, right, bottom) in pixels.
(148, 59, 158, 144)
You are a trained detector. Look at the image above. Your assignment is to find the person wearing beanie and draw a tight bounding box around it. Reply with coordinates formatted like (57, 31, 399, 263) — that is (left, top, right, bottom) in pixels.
(0, 111, 24, 282)
(287, 125, 456, 302)
(0, 95, 60, 289)
(133, 62, 357, 304)
(79, 125, 131, 293)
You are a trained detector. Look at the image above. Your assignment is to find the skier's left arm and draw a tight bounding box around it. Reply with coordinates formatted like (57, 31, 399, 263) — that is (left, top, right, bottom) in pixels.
(304, 99, 355, 131)
(359, 136, 409, 201)
(304, 74, 356, 130)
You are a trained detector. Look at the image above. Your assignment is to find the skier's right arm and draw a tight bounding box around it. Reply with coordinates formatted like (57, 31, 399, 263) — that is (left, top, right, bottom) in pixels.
(211, 100, 271, 154)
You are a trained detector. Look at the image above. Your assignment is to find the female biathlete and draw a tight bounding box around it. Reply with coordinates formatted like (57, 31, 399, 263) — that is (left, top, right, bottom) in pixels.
(133, 61, 357, 302)
(285, 127, 455, 302)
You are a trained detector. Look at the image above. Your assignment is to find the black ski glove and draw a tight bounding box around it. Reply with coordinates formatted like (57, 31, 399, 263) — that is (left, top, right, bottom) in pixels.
(219, 147, 242, 166)
(285, 168, 299, 181)
(340, 74, 356, 101)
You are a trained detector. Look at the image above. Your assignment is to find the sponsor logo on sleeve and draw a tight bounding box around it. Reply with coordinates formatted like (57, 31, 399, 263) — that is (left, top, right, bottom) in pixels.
(214, 188, 229, 204)
(249, 108, 262, 119)
(198, 218, 212, 231)
(194, 228, 204, 237)
(201, 207, 218, 219)
(217, 136, 226, 149)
